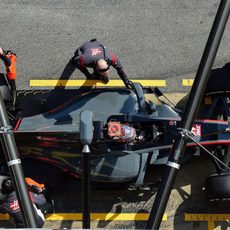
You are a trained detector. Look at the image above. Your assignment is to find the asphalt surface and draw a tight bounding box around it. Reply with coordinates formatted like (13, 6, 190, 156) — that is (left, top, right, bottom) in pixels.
(1, 0, 230, 92)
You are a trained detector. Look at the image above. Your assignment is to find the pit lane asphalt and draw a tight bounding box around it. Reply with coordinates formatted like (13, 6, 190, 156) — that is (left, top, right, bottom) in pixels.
(1, 0, 230, 92)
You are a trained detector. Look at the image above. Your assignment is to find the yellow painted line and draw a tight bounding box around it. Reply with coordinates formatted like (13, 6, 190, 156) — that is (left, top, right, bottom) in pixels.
(45, 213, 82, 221)
(182, 79, 194, 86)
(0, 213, 9, 220)
(208, 221, 215, 230)
(185, 213, 230, 221)
(185, 213, 230, 230)
(30, 79, 166, 87)
(45, 213, 167, 221)
(0, 212, 168, 221)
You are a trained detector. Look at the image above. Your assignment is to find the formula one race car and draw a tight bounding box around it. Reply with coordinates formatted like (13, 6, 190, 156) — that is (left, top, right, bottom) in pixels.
(0, 77, 229, 200)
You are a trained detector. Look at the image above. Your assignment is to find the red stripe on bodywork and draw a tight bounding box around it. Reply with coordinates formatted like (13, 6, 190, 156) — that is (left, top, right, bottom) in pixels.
(13, 117, 22, 131)
(187, 140, 230, 147)
(195, 119, 227, 124)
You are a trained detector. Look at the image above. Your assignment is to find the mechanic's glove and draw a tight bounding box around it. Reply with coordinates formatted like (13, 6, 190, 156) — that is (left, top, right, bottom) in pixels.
(125, 81, 134, 90)
(31, 185, 45, 194)
(25, 177, 45, 194)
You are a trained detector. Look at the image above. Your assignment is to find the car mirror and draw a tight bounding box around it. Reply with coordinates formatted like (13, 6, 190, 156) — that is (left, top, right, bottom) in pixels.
(80, 110, 94, 145)
(132, 83, 147, 113)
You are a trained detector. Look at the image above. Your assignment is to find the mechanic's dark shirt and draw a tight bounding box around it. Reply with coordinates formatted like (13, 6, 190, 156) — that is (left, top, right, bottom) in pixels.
(0, 191, 46, 228)
(73, 40, 129, 84)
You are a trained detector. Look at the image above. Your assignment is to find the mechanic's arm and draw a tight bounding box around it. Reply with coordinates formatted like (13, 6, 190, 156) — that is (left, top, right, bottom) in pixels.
(5, 51, 17, 109)
(0, 48, 17, 83)
(0, 47, 11, 67)
(112, 59, 133, 89)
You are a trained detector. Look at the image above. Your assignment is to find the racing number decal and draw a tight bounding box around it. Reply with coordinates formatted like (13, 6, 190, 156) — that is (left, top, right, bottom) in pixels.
(91, 48, 102, 56)
(10, 200, 19, 211)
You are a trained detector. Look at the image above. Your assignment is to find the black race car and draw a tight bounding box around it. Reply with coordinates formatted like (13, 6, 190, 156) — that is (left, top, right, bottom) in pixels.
(0, 78, 229, 200)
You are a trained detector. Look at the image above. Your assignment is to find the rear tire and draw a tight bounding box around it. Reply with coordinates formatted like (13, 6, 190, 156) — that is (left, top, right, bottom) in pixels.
(205, 173, 230, 201)
(0, 76, 11, 101)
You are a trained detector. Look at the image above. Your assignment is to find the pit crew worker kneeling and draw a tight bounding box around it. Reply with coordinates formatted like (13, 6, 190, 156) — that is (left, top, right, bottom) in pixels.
(71, 39, 134, 89)
(0, 177, 48, 228)
(0, 46, 17, 109)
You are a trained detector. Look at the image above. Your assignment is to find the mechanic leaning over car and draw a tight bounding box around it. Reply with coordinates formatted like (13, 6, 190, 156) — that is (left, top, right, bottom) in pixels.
(0, 46, 17, 109)
(0, 176, 48, 228)
(71, 39, 134, 89)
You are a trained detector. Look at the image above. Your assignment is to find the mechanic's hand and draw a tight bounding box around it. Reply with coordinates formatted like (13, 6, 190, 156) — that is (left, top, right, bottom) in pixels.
(31, 185, 45, 194)
(5, 50, 16, 56)
(126, 81, 134, 90)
